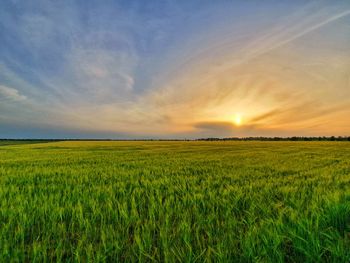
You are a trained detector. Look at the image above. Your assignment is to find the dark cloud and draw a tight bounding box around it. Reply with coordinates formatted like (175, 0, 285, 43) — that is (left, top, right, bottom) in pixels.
(192, 121, 262, 138)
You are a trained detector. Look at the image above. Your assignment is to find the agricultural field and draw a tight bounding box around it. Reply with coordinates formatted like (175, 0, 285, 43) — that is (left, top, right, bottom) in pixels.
(0, 141, 350, 262)
(0, 140, 51, 147)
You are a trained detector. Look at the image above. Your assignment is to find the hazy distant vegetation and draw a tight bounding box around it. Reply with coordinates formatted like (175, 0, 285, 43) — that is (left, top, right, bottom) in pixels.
(198, 136, 350, 141)
(1, 141, 350, 261)
(1, 136, 349, 143)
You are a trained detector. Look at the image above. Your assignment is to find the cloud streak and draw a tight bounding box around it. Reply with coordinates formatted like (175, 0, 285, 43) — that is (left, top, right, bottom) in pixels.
(0, 85, 26, 102)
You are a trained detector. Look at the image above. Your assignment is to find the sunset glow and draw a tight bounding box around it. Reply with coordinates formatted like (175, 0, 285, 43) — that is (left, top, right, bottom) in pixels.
(0, 1, 349, 138)
(234, 114, 242, 126)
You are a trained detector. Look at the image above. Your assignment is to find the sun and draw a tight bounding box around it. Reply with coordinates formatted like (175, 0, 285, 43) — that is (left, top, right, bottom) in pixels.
(234, 114, 242, 126)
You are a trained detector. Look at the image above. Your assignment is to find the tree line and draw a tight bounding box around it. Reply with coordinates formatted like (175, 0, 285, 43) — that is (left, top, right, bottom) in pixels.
(1, 136, 350, 142)
(197, 136, 350, 141)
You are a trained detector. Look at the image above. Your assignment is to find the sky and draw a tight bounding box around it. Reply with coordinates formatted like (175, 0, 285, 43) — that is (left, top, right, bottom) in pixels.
(0, 0, 349, 139)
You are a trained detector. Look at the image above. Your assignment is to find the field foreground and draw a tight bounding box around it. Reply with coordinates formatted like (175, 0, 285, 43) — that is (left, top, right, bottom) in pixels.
(1, 141, 350, 262)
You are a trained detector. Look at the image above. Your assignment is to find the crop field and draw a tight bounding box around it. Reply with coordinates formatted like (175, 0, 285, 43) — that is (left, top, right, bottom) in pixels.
(0, 141, 350, 262)
(0, 140, 50, 147)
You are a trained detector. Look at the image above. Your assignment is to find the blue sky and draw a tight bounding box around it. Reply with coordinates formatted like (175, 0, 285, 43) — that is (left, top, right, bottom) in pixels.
(1, 0, 349, 138)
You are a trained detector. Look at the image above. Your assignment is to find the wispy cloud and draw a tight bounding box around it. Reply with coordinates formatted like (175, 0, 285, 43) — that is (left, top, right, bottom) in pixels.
(0, 85, 26, 102)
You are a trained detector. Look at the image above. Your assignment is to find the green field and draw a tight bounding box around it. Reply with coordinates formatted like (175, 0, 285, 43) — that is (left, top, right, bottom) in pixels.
(1, 141, 350, 262)
(0, 140, 51, 147)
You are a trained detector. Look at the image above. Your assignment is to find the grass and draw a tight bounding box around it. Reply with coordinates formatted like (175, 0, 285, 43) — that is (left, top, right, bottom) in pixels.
(0, 140, 52, 146)
(0, 141, 350, 262)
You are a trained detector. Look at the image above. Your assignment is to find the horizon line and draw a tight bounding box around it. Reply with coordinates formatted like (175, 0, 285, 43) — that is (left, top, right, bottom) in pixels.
(1, 136, 349, 142)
